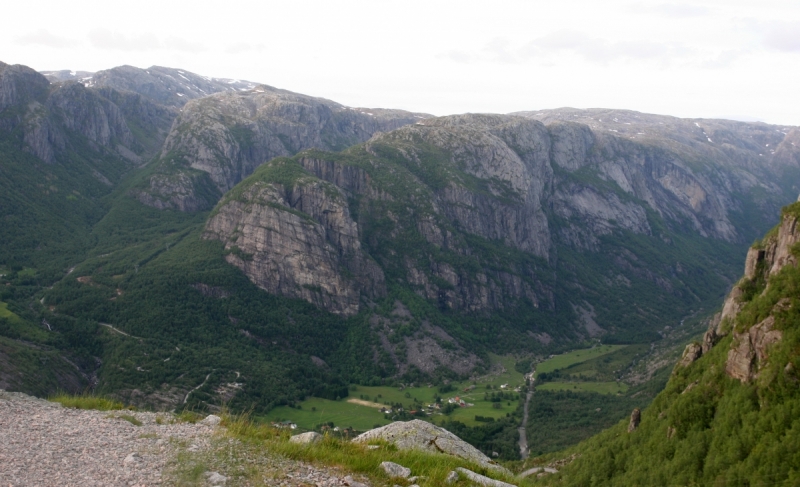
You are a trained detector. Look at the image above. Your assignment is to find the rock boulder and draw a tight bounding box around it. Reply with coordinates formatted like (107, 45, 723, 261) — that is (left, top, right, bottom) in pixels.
(353, 420, 509, 474)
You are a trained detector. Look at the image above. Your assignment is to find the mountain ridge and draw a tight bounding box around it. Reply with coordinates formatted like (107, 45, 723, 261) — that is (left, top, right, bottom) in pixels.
(1, 61, 799, 458)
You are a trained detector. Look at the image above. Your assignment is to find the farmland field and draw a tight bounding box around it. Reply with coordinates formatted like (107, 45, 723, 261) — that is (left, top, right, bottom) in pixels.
(536, 381, 629, 395)
(262, 396, 390, 431)
(535, 345, 625, 374)
(263, 354, 527, 430)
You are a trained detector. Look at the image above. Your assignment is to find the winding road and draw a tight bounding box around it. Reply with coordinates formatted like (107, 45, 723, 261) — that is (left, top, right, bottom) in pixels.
(518, 379, 534, 458)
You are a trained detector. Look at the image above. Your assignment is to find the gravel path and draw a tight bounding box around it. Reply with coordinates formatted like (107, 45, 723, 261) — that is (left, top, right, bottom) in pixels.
(0, 390, 373, 487)
(0, 389, 212, 486)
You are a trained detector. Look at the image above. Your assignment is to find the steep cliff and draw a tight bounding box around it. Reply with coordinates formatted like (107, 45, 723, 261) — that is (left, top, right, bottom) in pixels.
(0, 61, 174, 167)
(204, 159, 386, 316)
(532, 202, 800, 486)
(135, 87, 430, 211)
(206, 113, 798, 335)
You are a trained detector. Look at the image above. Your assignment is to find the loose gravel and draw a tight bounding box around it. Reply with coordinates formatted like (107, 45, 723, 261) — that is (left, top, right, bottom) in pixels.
(0, 390, 373, 487)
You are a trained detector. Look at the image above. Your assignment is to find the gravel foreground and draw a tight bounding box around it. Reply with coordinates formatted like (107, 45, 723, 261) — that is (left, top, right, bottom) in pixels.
(0, 390, 372, 487)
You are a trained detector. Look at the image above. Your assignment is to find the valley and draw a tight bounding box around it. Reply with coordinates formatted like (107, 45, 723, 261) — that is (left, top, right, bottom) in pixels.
(2, 58, 800, 482)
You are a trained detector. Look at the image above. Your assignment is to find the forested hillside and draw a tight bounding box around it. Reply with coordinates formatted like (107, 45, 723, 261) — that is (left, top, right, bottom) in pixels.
(525, 202, 800, 485)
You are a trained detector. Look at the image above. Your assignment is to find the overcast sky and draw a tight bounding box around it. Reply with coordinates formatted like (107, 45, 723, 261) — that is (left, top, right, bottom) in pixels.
(5, 0, 799, 124)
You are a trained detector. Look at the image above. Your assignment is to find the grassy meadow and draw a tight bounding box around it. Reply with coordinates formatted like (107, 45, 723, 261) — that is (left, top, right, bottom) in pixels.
(264, 353, 529, 430)
(535, 345, 625, 374)
(536, 381, 629, 395)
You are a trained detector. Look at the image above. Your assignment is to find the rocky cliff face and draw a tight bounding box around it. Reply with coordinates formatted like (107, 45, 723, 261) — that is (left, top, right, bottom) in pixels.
(517, 108, 798, 242)
(136, 88, 429, 211)
(204, 112, 800, 324)
(683, 206, 800, 382)
(0, 61, 174, 167)
(204, 160, 385, 315)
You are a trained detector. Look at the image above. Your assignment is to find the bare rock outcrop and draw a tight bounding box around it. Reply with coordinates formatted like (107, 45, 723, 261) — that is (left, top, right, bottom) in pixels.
(717, 208, 799, 382)
(726, 316, 783, 383)
(676, 343, 703, 368)
(204, 166, 384, 316)
(628, 408, 641, 433)
(353, 420, 509, 474)
(140, 87, 429, 211)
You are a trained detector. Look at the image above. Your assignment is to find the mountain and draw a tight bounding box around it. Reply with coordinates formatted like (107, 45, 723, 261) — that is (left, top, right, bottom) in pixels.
(133, 86, 430, 211)
(0, 61, 174, 270)
(204, 112, 797, 320)
(2, 59, 800, 432)
(526, 201, 800, 485)
(41, 65, 258, 107)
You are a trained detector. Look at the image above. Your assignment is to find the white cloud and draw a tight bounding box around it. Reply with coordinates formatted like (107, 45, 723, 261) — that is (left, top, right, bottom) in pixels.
(87, 30, 206, 53)
(88, 30, 161, 51)
(15, 29, 78, 48)
(163, 36, 207, 53)
(224, 43, 266, 54)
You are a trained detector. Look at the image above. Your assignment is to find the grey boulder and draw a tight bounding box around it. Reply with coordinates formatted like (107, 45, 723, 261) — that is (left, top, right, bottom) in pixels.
(353, 419, 509, 474)
(380, 461, 411, 478)
(289, 431, 323, 444)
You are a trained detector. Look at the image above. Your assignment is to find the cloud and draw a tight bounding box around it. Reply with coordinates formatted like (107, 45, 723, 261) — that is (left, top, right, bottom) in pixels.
(437, 49, 477, 64)
(163, 36, 207, 53)
(88, 30, 206, 53)
(88, 30, 160, 51)
(523, 30, 674, 64)
(15, 29, 79, 48)
(627, 2, 710, 18)
(437, 30, 744, 69)
(762, 22, 800, 52)
(224, 42, 266, 54)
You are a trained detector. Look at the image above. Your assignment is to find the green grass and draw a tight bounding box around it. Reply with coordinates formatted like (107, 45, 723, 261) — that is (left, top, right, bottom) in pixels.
(49, 393, 126, 411)
(265, 355, 528, 430)
(108, 413, 142, 426)
(263, 396, 391, 431)
(0, 301, 19, 321)
(536, 345, 626, 374)
(222, 413, 530, 487)
(536, 381, 629, 395)
(353, 385, 440, 406)
(448, 400, 516, 426)
(560, 344, 650, 381)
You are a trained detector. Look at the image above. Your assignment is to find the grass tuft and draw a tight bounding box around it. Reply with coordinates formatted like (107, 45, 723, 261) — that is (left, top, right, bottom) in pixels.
(108, 413, 142, 426)
(49, 393, 126, 411)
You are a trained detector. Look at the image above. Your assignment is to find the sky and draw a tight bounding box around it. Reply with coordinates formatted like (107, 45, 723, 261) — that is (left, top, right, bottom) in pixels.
(4, 0, 800, 124)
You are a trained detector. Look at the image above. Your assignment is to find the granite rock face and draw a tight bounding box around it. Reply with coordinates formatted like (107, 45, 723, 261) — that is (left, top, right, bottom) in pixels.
(0, 61, 174, 167)
(204, 162, 385, 316)
(726, 316, 783, 383)
(202, 111, 800, 320)
(137, 87, 429, 211)
(692, 209, 800, 383)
